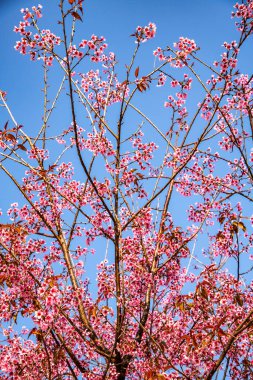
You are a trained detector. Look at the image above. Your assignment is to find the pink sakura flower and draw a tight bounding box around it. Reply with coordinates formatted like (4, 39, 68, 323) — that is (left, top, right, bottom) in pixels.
(79, 35, 108, 62)
(34, 310, 43, 320)
(21, 4, 42, 20)
(157, 72, 167, 87)
(133, 22, 157, 43)
(174, 36, 198, 56)
(153, 46, 166, 61)
(68, 45, 84, 59)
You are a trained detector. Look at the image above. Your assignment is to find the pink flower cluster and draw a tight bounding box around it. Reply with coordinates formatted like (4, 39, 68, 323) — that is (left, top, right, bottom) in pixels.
(134, 22, 157, 43)
(153, 46, 166, 61)
(81, 132, 115, 157)
(157, 72, 167, 87)
(67, 44, 84, 59)
(173, 37, 198, 57)
(232, 1, 253, 31)
(154, 37, 197, 68)
(21, 4, 43, 20)
(14, 11, 61, 65)
(131, 137, 158, 170)
(28, 148, 49, 160)
(80, 69, 129, 108)
(79, 35, 108, 62)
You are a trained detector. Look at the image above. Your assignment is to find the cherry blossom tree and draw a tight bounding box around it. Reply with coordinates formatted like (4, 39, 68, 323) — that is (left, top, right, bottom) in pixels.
(0, 0, 253, 379)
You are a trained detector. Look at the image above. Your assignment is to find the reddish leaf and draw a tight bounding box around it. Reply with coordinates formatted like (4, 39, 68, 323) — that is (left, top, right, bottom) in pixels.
(191, 334, 198, 348)
(136, 76, 151, 92)
(88, 305, 97, 319)
(68, 0, 75, 3)
(137, 83, 144, 92)
(238, 221, 246, 232)
(218, 216, 225, 224)
(17, 144, 27, 151)
(71, 11, 82, 21)
(181, 334, 191, 343)
(198, 285, 209, 300)
(3, 121, 8, 130)
(217, 328, 227, 336)
(135, 66, 139, 78)
(28, 327, 38, 338)
(235, 294, 244, 306)
(0, 223, 12, 229)
(0, 274, 6, 285)
(5, 133, 16, 142)
(48, 164, 57, 171)
(217, 231, 225, 241)
(28, 328, 43, 341)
